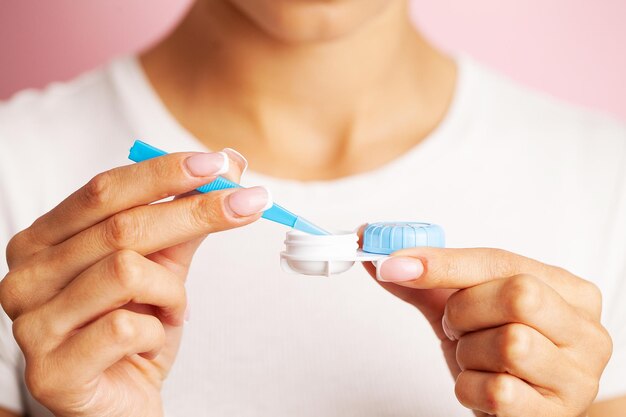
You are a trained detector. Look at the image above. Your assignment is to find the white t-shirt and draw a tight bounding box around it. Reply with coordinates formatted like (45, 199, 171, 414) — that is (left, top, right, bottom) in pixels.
(1, 56, 625, 417)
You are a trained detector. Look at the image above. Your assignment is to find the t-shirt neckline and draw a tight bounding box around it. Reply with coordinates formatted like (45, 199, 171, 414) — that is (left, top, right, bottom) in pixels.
(107, 54, 475, 190)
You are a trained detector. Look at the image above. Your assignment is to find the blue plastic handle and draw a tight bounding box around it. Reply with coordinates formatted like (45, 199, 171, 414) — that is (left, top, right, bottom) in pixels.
(128, 140, 329, 235)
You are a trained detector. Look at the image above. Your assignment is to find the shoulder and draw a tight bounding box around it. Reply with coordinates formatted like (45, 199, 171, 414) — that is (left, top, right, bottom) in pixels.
(0, 59, 135, 229)
(463, 56, 626, 149)
(459, 56, 626, 179)
(0, 60, 123, 154)
(0, 57, 137, 168)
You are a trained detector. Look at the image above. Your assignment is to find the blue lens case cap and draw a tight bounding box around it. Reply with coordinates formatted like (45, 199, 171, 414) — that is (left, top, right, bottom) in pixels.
(362, 222, 445, 255)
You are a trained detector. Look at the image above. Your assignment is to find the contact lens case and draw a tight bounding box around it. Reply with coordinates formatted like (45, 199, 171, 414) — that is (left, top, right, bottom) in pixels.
(280, 222, 445, 276)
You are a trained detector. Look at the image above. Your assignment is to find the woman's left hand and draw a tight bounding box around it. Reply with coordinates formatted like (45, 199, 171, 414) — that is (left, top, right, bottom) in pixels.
(364, 247, 613, 417)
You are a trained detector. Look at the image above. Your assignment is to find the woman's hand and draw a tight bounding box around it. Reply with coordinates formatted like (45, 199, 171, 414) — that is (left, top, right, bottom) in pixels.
(0, 149, 267, 417)
(364, 247, 612, 417)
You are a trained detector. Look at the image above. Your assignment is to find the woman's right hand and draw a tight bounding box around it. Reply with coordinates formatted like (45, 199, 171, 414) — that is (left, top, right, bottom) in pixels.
(0, 149, 268, 417)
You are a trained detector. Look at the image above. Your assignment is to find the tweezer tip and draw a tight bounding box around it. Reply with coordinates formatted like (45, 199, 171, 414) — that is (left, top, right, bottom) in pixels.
(294, 217, 331, 235)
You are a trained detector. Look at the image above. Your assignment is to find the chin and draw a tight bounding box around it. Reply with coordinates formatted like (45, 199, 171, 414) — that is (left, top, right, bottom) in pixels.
(226, 0, 396, 43)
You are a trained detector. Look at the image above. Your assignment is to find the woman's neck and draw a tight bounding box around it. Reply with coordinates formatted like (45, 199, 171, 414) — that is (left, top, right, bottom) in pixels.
(141, 0, 456, 180)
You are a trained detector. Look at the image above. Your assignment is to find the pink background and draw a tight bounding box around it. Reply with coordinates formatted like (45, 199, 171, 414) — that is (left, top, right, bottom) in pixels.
(1, 0, 625, 121)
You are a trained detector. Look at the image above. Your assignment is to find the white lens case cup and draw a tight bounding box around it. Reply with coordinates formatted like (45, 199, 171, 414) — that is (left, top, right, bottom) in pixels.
(280, 231, 385, 276)
(280, 222, 445, 277)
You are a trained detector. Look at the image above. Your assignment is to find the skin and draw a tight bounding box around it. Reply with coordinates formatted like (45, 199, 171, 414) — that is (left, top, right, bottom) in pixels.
(0, 151, 261, 416)
(362, 247, 616, 416)
(0, 0, 623, 415)
(140, 0, 455, 180)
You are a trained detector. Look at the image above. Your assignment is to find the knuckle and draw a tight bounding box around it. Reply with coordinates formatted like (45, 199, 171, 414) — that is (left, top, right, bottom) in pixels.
(25, 363, 55, 402)
(178, 294, 188, 323)
(12, 314, 30, 345)
(83, 172, 114, 208)
(585, 377, 600, 400)
(108, 310, 137, 344)
(484, 374, 515, 413)
(593, 324, 613, 364)
(503, 274, 544, 320)
(443, 294, 463, 330)
(172, 281, 187, 311)
(12, 310, 60, 354)
(602, 328, 614, 362)
(6, 230, 31, 266)
(105, 212, 139, 249)
(454, 372, 472, 407)
(585, 280, 602, 303)
(0, 273, 15, 317)
(577, 373, 599, 401)
(37, 314, 64, 343)
(156, 154, 185, 181)
(6, 231, 24, 254)
(190, 194, 228, 229)
(151, 315, 167, 345)
(573, 372, 600, 405)
(454, 338, 470, 371)
(498, 324, 531, 370)
(109, 250, 143, 291)
(0, 271, 26, 319)
(582, 279, 603, 318)
(140, 314, 166, 350)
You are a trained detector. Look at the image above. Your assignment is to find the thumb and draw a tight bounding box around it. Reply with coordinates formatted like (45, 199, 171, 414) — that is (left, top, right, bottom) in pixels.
(147, 235, 207, 280)
(357, 224, 454, 340)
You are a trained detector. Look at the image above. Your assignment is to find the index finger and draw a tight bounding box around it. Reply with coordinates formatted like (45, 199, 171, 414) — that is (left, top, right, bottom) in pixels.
(382, 247, 596, 312)
(12, 150, 244, 257)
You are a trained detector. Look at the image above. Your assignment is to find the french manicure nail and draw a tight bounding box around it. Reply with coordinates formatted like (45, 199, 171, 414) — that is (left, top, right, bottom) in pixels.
(223, 148, 249, 176)
(376, 256, 424, 282)
(227, 186, 272, 217)
(441, 316, 456, 341)
(185, 152, 229, 177)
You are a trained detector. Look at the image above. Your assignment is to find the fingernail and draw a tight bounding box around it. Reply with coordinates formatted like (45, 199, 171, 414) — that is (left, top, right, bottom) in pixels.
(184, 304, 190, 323)
(227, 186, 272, 217)
(441, 316, 456, 341)
(376, 256, 424, 282)
(223, 148, 248, 176)
(185, 152, 229, 177)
